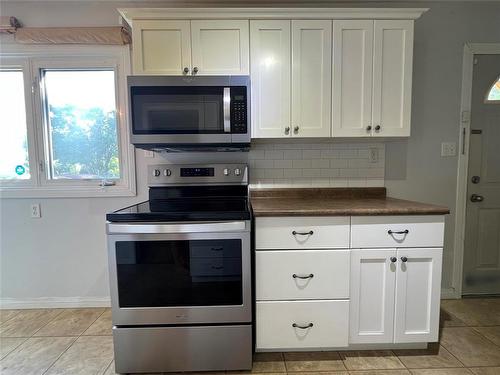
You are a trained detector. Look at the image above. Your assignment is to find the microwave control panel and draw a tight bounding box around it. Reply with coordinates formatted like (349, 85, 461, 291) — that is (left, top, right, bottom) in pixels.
(231, 87, 248, 134)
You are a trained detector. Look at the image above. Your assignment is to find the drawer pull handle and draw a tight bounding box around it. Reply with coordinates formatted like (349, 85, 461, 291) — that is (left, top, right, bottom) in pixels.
(292, 323, 313, 329)
(292, 230, 314, 236)
(292, 273, 314, 279)
(388, 229, 409, 235)
(211, 247, 223, 251)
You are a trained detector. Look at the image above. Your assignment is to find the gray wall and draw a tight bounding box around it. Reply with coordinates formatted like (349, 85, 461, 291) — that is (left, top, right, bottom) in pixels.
(1, 0, 500, 305)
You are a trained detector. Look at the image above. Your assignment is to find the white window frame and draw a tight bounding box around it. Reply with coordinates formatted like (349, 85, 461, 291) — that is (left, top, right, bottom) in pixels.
(0, 45, 136, 198)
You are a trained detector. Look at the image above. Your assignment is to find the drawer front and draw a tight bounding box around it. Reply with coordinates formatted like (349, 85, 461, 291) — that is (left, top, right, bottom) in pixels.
(256, 250, 349, 300)
(351, 215, 445, 248)
(256, 300, 349, 350)
(255, 217, 350, 249)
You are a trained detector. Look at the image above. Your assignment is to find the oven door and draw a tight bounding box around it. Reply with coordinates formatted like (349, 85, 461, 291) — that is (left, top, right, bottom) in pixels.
(107, 221, 251, 326)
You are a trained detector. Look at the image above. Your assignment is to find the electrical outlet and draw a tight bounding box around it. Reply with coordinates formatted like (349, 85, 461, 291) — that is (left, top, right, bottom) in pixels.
(31, 203, 41, 218)
(441, 142, 457, 157)
(144, 150, 155, 158)
(369, 148, 379, 163)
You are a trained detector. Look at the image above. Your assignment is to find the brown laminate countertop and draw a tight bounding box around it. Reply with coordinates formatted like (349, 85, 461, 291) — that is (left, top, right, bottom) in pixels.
(250, 188, 450, 217)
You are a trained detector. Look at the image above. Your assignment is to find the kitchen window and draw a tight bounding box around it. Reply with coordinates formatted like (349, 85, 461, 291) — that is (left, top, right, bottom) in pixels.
(0, 46, 135, 197)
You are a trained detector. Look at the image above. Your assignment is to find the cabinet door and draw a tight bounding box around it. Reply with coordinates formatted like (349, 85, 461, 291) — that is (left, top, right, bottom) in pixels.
(350, 249, 396, 344)
(291, 20, 332, 138)
(132, 20, 191, 75)
(250, 20, 291, 138)
(394, 248, 442, 343)
(372, 20, 414, 137)
(332, 20, 374, 137)
(191, 20, 249, 75)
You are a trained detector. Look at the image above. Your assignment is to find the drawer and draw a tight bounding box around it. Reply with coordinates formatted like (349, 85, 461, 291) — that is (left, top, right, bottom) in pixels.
(256, 300, 349, 350)
(190, 240, 241, 258)
(256, 250, 349, 300)
(255, 217, 350, 250)
(351, 215, 445, 248)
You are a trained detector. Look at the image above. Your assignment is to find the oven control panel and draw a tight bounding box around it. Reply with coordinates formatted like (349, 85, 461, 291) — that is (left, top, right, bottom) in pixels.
(148, 164, 248, 186)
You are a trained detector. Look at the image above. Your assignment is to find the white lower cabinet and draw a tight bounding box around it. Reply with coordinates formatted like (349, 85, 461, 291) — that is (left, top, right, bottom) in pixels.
(255, 215, 444, 351)
(256, 300, 349, 350)
(350, 247, 443, 344)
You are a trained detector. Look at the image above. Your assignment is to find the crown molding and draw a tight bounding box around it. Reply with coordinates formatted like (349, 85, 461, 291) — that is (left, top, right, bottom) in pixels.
(118, 7, 429, 24)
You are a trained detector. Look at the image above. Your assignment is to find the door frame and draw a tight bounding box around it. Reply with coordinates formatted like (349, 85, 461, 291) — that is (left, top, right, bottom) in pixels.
(452, 43, 500, 298)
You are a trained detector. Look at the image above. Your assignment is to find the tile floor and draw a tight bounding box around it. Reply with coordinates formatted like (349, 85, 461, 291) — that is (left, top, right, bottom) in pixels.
(1, 298, 500, 374)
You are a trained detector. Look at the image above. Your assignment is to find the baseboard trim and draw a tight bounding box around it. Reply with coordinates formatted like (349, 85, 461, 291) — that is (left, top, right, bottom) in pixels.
(441, 287, 460, 299)
(0, 297, 111, 309)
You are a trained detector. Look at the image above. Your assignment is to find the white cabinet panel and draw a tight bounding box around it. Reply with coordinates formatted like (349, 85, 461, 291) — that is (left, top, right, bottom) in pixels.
(350, 249, 396, 344)
(191, 20, 249, 75)
(256, 250, 350, 300)
(257, 300, 349, 350)
(372, 20, 414, 137)
(351, 215, 445, 248)
(394, 248, 442, 343)
(255, 216, 350, 250)
(132, 20, 191, 75)
(250, 20, 291, 138)
(332, 20, 374, 137)
(291, 20, 332, 138)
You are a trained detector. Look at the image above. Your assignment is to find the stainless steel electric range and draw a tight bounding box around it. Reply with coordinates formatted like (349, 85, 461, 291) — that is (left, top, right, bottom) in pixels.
(106, 163, 252, 374)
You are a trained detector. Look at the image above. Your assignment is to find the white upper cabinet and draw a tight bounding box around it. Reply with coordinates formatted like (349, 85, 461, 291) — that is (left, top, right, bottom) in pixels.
(250, 20, 291, 138)
(291, 20, 332, 138)
(394, 248, 442, 343)
(251, 20, 332, 138)
(132, 20, 191, 75)
(332, 20, 414, 137)
(131, 19, 249, 75)
(332, 20, 374, 137)
(191, 20, 249, 75)
(372, 20, 414, 137)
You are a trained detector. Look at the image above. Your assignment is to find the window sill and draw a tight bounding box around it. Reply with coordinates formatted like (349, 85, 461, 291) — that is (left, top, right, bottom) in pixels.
(0, 185, 136, 199)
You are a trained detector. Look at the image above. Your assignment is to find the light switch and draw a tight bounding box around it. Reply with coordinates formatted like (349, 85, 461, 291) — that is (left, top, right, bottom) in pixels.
(369, 148, 379, 163)
(441, 142, 457, 157)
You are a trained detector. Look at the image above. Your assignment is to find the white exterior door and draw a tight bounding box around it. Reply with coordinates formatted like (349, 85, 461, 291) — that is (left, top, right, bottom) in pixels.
(332, 20, 374, 137)
(291, 20, 332, 138)
(132, 20, 191, 75)
(350, 249, 396, 344)
(394, 248, 442, 343)
(372, 20, 413, 137)
(191, 20, 249, 75)
(463, 54, 500, 295)
(250, 20, 291, 138)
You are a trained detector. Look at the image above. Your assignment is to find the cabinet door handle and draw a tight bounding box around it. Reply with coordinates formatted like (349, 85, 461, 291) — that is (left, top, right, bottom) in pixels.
(294, 126, 299, 134)
(292, 273, 314, 279)
(366, 125, 372, 131)
(390, 257, 397, 263)
(388, 229, 409, 235)
(183, 67, 189, 75)
(375, 125, 381, 132)
(401, 256, 408, 263)
(292, 230, 314, 236)
(192, 67, 199, 75)
(292, 323, 313, 329)
(285, 126, 290, 135)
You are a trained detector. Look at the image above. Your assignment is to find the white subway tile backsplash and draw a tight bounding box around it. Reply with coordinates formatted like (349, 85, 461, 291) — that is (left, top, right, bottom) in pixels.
(249, 140, 385, 188)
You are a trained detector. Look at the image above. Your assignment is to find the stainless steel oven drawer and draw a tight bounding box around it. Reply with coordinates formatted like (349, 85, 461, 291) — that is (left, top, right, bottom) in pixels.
(113, 325, 252, 373)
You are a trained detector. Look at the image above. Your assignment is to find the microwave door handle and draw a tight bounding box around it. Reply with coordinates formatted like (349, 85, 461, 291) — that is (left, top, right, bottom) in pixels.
(223, 87, 231, 133)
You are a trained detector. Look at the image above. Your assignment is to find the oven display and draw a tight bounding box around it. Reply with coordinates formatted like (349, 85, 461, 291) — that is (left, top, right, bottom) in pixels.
(181, 168, 215, 177)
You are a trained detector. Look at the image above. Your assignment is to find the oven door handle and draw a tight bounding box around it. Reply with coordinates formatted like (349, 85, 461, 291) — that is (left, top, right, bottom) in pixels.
(107, 221, 247, 234)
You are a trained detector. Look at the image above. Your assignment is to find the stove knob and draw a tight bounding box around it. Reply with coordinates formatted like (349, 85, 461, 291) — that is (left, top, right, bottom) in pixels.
(153, 169, 161, 177)
(164, 169, 172, 177)
(234, 168, 241, 176)
(223, 168, 230, 176)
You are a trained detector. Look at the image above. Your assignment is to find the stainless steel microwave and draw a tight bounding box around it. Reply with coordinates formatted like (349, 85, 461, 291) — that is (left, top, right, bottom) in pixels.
(128, 76, 250, 150)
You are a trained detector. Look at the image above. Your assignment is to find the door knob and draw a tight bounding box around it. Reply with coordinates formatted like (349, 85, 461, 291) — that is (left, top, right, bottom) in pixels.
(366, 125, 372, 132)
(374, 125, 381, 132)
(471, 176, 480, 184)
(470, 194, 484, 202)
(183, 67, 189, 74)
(390, 257, 397, 263)
(294, 126, 299, 134)
(285, 126, 290, 135)
(401, 256, 408, 263)
(192, 67, 199, 75)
